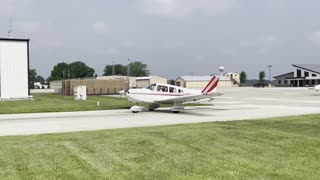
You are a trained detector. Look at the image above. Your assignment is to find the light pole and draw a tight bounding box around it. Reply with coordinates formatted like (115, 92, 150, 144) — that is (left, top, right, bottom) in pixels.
(268, 65, 272, 86)
(127, 58, 130, 77)
(112, 61, 115, 75)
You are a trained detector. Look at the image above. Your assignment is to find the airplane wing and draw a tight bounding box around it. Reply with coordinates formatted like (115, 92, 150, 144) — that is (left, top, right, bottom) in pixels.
(154, 92, 221, 104)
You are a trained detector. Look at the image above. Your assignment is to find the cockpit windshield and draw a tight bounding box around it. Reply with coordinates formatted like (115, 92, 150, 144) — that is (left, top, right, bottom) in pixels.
(146, 84, 156, 91)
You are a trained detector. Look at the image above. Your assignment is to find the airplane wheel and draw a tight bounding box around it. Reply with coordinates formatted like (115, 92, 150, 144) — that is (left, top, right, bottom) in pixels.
(132, 111, 139, 113)
(173, 111, 180, 113)
(148, 109, 154, 111)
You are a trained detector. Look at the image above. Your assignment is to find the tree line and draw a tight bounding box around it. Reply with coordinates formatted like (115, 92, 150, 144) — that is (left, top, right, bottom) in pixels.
(29, 61, 150, 84)
(240, 71, 267, 84)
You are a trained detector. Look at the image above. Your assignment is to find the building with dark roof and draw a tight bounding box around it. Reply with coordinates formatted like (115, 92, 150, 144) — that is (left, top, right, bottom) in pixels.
(273, 64, 320, 87)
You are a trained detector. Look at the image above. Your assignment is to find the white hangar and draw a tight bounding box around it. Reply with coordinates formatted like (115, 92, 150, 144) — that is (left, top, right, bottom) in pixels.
(0, 38, 30, 100)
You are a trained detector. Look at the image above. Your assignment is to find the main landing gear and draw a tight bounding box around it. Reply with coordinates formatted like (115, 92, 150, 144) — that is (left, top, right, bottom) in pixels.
(170, 103, 184, 113)
(130, 106, 144, 113)
(130, 103, 184, 113)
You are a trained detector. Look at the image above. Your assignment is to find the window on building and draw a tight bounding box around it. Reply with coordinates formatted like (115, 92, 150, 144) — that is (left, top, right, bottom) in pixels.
(312, 80, 315, 85)
(297, 69, 301, 78)
(278, 80, 281, 85)
(304, 71, 309, 77)
(312, 74, 317, 77)
(284, 80, 287, 85)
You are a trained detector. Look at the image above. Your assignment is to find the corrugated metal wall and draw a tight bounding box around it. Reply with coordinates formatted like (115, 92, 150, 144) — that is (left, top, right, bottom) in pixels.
(62, 79, 129, 95)
(0, 40, 29, 99)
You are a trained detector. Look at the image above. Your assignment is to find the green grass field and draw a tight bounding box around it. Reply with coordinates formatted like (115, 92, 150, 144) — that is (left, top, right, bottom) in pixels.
(0, 94, 134, 114)
(0, 93, 207, 114)
(1, 114, 320, 179)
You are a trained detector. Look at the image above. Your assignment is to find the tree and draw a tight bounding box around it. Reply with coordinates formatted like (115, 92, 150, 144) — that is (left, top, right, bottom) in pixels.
(47, 62, 69, 81)
(47, 61, 95, 81)
(29, 69, 37, 83)
(29, 69, 46, 89)
(168, 79, 175, 85)
(29, 69, 37, 89)
(68, 61, 95, 79)
(103, 61, 150, 77)
(103, 64, 126, 76)
(259, 71, 266, 82)
(127, 61, 150, 77)
(240, 71, 247, 83)
(35, 75, 45, 84)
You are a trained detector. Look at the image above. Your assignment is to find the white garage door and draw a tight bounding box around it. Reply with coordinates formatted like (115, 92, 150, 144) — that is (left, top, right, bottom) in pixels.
(0, 40, 29, 99)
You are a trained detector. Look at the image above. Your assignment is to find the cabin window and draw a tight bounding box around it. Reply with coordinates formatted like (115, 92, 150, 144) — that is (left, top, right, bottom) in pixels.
(178, 89, 184, 93)
(146, 84, 156, 91)
(157, 85, 168, 92)
(169, 87, 176, 93)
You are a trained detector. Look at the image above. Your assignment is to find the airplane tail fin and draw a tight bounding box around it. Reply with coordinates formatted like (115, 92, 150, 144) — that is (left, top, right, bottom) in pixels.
(201, 75, 220, 94)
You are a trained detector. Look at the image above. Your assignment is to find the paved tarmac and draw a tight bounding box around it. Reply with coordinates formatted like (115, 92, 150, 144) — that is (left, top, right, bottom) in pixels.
(0, 87, 320, 136)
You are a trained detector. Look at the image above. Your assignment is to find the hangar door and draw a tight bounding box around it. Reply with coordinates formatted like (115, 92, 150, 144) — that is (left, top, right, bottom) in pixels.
(0, 39, 29, 99)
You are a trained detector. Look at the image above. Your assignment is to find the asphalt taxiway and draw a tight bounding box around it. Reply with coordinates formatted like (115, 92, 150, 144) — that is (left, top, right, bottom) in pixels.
(0, 87, 319, 136)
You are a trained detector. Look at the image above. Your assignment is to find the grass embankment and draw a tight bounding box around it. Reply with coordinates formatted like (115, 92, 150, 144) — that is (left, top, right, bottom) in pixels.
(0, 94, 134, 114)
(1, 115, 320, 179)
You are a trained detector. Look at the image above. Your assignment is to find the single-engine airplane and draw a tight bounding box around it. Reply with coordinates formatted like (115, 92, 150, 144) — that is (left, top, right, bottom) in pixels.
(120, 75, 221, 113)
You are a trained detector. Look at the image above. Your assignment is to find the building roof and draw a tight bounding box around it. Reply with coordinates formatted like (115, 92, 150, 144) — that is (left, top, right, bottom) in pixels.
(136, 76, 167, 80)
(177, 76, 230, 81)
(292, 64, 320, 74)
(273, 72, 294, 79)
(0, 38, 30, 42)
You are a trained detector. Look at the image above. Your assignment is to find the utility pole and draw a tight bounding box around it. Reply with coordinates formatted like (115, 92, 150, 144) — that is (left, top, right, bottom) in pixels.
(268, 65, 272, 86)
(112, 61, 115, 75)
(127, 58, 130, 77)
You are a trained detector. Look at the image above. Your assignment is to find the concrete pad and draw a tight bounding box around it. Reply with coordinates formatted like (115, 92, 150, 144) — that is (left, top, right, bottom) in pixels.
(0, 87, 320, 136)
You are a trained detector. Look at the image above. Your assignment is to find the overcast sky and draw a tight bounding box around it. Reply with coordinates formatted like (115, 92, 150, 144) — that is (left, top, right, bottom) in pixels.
(1, 0, 320, 79)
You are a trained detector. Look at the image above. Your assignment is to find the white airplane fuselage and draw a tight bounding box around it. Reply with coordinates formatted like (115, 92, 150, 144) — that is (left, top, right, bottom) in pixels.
(121, 75, 220, 113)
(126, 84, 204, 104)
(315, 84, 320, 92)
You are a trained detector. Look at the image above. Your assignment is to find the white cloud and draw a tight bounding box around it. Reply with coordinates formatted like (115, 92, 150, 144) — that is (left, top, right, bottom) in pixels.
(92, 21, 109, 34)
(257, 47, 269, 54)
(142, 0, 236, 17)
(15, 21, 40, 33)
(106, 47, 118, 55)
(309, 31, 320, 45)
(262, 35, 276, 43)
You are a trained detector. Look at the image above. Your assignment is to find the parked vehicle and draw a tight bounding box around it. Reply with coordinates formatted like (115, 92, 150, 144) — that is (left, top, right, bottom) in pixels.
(34, 82, 48, 89)
(253, 82, 268, 88)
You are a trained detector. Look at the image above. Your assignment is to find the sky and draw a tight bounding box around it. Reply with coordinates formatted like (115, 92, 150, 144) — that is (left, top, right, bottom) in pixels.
(1, 0, 320, 79)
